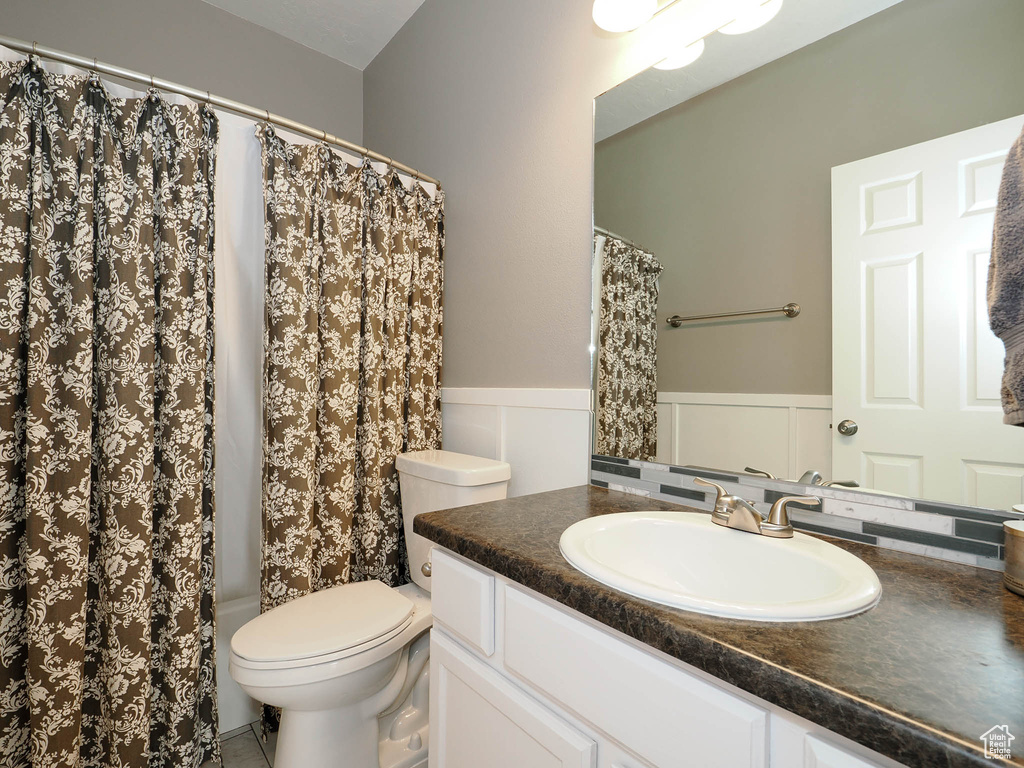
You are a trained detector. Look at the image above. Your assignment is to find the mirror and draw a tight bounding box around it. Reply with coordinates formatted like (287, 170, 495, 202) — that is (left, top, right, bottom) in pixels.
(592, 0, 1024, 510)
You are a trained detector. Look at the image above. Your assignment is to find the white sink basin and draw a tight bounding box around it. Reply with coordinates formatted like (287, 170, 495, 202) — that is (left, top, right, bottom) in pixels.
(560, 511, 881, 622)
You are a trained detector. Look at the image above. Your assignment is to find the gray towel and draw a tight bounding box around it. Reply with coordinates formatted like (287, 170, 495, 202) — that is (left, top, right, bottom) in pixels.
(988, 122, 1024, 426)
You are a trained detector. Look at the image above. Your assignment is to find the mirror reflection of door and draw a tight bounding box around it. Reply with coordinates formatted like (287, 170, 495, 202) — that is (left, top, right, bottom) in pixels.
(592, 0, 1024, 510)
(832, 116, 1024, 507)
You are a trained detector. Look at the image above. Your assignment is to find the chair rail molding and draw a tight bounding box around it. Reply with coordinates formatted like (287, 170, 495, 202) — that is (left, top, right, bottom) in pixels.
(441, 387, 592, 411)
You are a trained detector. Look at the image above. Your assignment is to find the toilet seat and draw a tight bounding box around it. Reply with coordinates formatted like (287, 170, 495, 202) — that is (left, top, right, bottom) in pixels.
(228, 583, 432, 691)
(231, 580, 415, 671)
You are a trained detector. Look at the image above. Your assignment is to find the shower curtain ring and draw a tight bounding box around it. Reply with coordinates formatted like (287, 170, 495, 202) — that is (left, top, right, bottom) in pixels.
(31, 41, 37, 57)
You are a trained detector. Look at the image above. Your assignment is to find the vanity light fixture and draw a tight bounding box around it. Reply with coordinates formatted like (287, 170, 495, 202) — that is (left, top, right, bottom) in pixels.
(719, 0, 784, 35)
(653, 37, 705, 70)
(592, 0, 658, 33)
(594, 0, 785, 70)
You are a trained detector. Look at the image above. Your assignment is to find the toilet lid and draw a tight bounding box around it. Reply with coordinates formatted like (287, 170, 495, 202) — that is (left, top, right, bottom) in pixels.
(231, 581, 414, 663)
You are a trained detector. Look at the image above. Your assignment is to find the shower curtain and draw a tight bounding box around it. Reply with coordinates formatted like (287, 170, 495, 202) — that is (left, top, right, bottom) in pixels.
(259, 127, 443, 614)
(0, 60, 219, 768)
(595, 233, 663, 461)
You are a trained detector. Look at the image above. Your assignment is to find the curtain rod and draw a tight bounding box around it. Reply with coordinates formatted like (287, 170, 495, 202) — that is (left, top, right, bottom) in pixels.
(0, 35, 440, 188)
(594, 225, 650, 253)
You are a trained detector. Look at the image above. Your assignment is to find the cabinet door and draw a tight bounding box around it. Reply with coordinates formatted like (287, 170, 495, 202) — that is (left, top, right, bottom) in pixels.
(806, 737, 899, 768)
(602, 742, 655, 768)
(431, 549, 495, 656)
(772, 713, 903, 768)
(430, 631, 596, 768)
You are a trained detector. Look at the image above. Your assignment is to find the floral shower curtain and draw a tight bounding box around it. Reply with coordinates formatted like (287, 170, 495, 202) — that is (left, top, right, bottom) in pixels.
(595, 233, 663, 461)
(259, 128, 443, 617)
(0, 61, 219, 768)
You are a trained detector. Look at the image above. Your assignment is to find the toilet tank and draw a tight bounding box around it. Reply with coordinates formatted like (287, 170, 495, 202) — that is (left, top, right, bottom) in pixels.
(396, 450, 511, 591)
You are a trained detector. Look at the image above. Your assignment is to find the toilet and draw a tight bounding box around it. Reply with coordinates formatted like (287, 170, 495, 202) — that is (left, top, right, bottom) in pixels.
(228, 450, 511, 768)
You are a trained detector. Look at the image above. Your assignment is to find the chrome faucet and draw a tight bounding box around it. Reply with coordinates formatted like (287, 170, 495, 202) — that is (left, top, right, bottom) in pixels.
(797, 469, 823, 485)
(748, 466, 859, 488)
(695, 477, 765, 534)
(798, 469, 860, 488)
(695, 477, 821, 539)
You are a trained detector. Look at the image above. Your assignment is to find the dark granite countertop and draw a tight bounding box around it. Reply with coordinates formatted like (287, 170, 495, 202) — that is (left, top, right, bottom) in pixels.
(415, 485, 1024, 768)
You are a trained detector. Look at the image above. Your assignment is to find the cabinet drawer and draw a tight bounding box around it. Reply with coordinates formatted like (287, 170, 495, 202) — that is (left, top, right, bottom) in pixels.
(430, 549, 495, 656)
(431, 630, 596, 768)
(503, 586, 768, 768)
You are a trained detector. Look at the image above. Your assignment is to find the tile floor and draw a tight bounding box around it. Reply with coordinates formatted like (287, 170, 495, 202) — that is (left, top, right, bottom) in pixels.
(220, 722, 276, 768)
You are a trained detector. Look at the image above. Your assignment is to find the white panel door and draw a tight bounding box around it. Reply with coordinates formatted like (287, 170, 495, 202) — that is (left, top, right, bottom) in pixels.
(430, 631, 596, 768)
(832, 115, 1024, 507)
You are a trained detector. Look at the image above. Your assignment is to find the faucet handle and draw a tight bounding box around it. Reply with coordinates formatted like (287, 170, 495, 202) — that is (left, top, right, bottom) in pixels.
(744, 466, 777, 479)
(694, 477, 731, 517)
(693, 477, 727, 502)
(767, 495, 821, 529)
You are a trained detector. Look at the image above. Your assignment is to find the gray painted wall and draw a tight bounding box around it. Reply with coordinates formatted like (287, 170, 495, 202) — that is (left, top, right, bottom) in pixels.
(3, 0, 363, 143)
(363, 0, 666, 389)
(595, 0, 1024, 394)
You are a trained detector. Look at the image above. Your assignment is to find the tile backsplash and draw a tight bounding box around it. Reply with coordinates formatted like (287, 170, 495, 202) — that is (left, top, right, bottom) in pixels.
(591, 455, 1023, 571)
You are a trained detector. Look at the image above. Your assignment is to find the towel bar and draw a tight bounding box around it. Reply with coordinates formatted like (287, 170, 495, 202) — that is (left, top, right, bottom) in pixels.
(667, 302, 800, 327)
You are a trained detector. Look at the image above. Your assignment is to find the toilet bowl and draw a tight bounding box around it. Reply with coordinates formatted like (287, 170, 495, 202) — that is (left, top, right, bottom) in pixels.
(229, 450, 511, 768)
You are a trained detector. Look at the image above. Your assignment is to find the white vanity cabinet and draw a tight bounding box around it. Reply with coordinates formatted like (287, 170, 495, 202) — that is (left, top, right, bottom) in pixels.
(428, 548, 901, 768)
(431, 632, 595, 768)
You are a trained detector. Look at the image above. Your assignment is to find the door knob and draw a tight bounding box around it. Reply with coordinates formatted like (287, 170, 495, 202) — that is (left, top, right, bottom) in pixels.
(837, 419, 858, 436)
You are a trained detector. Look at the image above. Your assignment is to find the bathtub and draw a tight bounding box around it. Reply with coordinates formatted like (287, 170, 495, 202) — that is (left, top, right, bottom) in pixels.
(217, 593, 262, 733)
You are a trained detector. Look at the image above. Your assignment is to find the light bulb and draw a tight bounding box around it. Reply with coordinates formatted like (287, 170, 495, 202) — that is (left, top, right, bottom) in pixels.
(719, 0, 783, 35)
(592, 0, 658, 33)
(653, 38, 705, 70)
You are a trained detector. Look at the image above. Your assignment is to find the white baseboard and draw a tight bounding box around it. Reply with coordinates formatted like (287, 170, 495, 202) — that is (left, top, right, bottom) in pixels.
(441, 388, 592, 498)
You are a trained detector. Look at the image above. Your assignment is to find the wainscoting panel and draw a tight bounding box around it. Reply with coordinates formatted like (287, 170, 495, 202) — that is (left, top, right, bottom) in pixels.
(656, 392, 832, 481)
(442, 389, 592, 498)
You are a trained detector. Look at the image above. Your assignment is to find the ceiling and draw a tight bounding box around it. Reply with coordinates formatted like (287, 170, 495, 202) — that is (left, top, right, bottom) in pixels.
(199, 0, 426, 71)
(596, 0, 902, 142)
